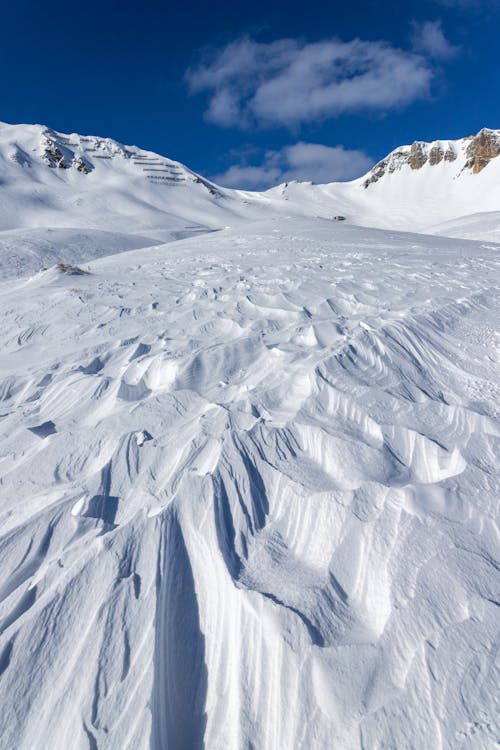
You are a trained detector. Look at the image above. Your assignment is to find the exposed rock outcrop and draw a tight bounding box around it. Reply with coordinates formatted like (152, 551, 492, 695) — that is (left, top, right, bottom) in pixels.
(364, 140, 458, 187)
(363, 150, 408, 187)
(72, 155, 92, 174)
(464, 128, 500, 174)
(428, 145, 457, 166)
(192, 174, 222, 197)
(408, 142, 427, 170)
(363, 128, 498, 188)
(41, 137, 68, 169)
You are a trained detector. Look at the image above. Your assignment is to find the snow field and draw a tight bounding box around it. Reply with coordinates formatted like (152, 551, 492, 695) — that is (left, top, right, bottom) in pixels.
(0, 219, 498, 748)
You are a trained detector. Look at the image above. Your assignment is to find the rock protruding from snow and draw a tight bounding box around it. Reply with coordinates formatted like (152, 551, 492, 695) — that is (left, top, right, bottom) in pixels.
(464, 128, 500, 173)
(428, 143, 456, 166)
(40, 136, 69, 169)
(363, 127, 500, 188)
(364, 140, 457, 187)
(407, 142, 429, 170)
(71, 155, 92, 174)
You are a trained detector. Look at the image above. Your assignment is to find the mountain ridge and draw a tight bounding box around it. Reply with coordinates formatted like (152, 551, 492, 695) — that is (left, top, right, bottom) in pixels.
(1, 121, 499, 277)
(2, 120, 499, 185)
(362, 127, 500, 187)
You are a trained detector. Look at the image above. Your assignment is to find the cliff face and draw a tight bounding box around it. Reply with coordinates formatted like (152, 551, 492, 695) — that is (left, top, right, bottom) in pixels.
(464, 129, 500, 174)
(364, 128, 499, 188)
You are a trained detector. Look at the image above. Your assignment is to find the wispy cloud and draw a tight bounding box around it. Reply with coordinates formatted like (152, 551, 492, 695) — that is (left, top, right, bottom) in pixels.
(213, 142, 373, 190)
(186, 36, 434, 129)
(411, 20, 458, 59)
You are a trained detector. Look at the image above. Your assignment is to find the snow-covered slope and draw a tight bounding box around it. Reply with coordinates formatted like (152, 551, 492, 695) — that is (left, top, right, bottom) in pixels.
(0, 123, 499, 749)
(428, 211, 500, 243)
(0, 227, 165, 279)
(0, 122, 262, 276)
(0, 121, 238, 234)
(0, 218, 499, 749)
(269, 129, 500, 235)
(1, 122, 499, 272)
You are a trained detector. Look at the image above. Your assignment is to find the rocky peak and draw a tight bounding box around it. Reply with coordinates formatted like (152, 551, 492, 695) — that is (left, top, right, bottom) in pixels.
(363, 140, 457, 187)
(464, 128, 500, 174)
(363, 128, 499, 188)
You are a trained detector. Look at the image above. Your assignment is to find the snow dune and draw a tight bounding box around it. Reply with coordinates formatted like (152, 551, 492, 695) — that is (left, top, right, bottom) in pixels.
(0, 219, 498, 749)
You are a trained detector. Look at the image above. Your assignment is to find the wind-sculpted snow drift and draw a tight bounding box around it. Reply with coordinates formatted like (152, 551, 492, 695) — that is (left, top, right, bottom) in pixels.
(0, 218, 498, 749)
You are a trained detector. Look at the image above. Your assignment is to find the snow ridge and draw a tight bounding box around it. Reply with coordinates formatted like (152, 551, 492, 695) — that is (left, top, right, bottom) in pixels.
(0, 220, 498, 749)
(362, 128, 500, 187)
(0, 121, 499, 750)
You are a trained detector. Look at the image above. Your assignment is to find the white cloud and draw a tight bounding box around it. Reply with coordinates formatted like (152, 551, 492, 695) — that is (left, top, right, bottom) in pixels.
(214, 163, 282, 190)
(411, 20, 458, 59)
(186, 36, 434, 129)
(213, 142, 373, 190)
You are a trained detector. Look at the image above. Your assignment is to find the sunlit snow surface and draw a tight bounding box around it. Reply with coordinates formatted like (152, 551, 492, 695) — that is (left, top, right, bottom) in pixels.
(0, 219, 499, 749)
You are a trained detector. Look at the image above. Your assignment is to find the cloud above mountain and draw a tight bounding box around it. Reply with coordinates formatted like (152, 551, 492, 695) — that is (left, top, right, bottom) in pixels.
(411, 20, 458, 59)
(213, 142, 372, 189)
(186, 36, 436, 129)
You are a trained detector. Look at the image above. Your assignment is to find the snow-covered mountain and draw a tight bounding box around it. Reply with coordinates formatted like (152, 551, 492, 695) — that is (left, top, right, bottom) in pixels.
(268, 128, 500, 234)
(0, 121, 248, 276)
(1, 121, 499, 277)
(0, 121, 233, 233)
(0, 123, 499, 750)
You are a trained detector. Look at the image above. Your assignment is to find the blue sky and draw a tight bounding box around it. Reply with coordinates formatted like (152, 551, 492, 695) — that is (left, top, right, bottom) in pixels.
(1, 0, 498, 188)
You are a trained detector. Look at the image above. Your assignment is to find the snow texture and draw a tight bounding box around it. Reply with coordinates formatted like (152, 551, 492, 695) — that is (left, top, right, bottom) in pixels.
(0, 123, 499, 750)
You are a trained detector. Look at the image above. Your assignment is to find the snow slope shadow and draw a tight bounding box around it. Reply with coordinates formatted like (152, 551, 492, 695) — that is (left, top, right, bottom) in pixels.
(151, 510, 208, 750)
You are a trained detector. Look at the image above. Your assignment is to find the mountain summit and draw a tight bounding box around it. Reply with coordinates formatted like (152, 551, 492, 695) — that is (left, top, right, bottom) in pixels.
(0, 122, 499, 277)
(363, 128, 500, 187)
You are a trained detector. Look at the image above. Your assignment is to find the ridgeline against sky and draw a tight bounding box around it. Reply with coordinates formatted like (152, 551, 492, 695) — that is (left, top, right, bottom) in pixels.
(1, 0, 498, 188)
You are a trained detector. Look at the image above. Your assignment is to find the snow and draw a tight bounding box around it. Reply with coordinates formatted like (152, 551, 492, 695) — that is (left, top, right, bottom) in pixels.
(0, 228, 163, 279)
(0, 123, 499, 749)
(428, 211, 500, 243)
(1, 122, 500, 270)
(264, 151, 500, 237)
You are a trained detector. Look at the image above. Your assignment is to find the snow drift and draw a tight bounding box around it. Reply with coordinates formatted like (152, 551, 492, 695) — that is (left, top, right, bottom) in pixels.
(0, 122, 499, 750)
